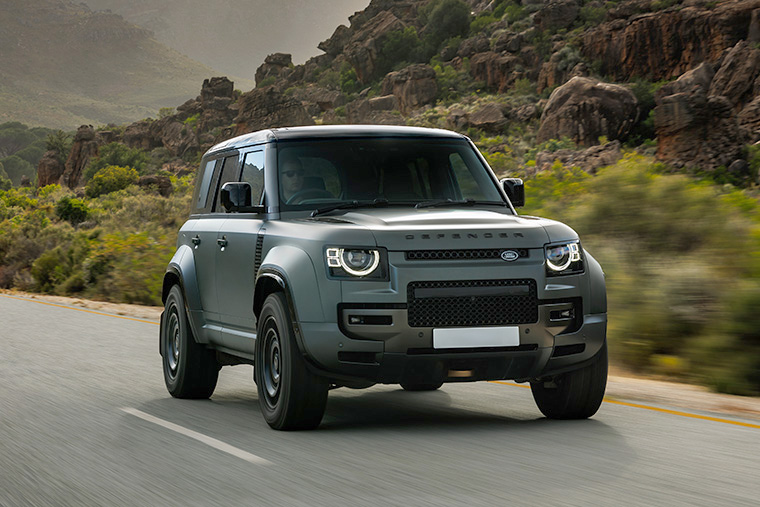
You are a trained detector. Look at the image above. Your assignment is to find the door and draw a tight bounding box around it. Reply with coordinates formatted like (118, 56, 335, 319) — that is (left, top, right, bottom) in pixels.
(215, 149, 266, 355)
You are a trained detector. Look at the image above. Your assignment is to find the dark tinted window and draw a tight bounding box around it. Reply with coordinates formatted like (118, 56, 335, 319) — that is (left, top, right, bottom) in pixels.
(212, 155, 240, 212)
(242, 151, 265, 205)
(195, 159, 218, 210)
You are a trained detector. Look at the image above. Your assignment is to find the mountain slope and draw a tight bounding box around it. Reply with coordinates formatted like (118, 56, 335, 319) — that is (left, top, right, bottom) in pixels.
(82, 0, 370, 78)
(0, 0, 229, 129)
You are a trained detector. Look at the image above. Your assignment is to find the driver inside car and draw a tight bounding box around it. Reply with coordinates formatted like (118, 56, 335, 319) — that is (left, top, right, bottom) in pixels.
(279, 154, 305, 202)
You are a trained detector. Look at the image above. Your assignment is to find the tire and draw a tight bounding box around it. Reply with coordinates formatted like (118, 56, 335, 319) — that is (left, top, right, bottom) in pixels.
(255, 292, 328, 430)
(400, 381, 444, 391)
(162, 285, 219, 399)
(530, 341, 608, 419)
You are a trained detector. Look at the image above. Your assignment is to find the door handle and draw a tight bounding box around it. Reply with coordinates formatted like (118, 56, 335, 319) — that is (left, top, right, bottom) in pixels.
(191, 235, 201, 247)
(217, 237, 228, 249)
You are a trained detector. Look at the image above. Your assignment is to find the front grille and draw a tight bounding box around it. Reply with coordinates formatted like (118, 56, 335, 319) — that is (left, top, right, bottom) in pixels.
(407, 279, 538, 327)
(405, 249, 528, 261)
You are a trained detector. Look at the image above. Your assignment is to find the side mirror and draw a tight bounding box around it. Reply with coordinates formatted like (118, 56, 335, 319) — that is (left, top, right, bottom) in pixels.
(220, 182, 263, 213)
(500, 178, 525, 208)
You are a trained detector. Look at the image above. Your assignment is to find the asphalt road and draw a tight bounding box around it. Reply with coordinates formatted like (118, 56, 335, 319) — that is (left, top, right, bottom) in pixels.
(1, 294, 758, 506)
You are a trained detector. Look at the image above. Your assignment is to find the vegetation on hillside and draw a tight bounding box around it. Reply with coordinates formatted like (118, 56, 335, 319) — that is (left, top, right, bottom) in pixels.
(3, 0, 760, 395)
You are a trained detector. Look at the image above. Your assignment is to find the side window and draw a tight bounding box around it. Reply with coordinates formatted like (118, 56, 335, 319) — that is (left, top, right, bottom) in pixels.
(212, 155, 240, 212)
(450, 152, 487, 200)
(195, 159, 217, 210)
(241, 151, 265, 205)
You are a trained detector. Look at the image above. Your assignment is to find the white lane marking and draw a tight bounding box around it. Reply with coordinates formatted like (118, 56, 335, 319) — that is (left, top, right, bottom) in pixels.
(121, 407, 271, 465)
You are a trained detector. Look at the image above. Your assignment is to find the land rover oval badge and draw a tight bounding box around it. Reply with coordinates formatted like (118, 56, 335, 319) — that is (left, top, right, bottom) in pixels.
(500, 250, 519, 261)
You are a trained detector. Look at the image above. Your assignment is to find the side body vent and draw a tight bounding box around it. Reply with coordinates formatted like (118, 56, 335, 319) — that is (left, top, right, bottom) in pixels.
(254, 230, 265, 278)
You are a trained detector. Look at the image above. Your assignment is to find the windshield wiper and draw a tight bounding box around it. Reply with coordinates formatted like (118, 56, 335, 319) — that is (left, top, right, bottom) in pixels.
(311, 198, 390, 217)
(414, 199, 508, 209)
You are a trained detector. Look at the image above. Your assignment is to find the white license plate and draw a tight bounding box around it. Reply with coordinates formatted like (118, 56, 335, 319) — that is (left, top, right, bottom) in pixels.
(432, 326, 520, 349)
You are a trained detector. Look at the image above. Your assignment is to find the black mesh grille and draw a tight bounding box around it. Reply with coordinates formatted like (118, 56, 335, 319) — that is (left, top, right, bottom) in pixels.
(407, 279, 538, 327)
(405, 249, 528, 261)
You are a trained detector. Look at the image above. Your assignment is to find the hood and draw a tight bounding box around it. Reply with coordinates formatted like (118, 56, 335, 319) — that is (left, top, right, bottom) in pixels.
(332, 208, 557, 250)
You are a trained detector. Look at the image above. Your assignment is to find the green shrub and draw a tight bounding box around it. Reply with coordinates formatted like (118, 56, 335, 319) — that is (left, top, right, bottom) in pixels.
(158, 107, 175, 119)
(84, 143, 148, 182)
(55, 196, 90, 225)
(45, 131, 73, 164)
(419, 0, 471, 51)
(85, 165, 139, 198)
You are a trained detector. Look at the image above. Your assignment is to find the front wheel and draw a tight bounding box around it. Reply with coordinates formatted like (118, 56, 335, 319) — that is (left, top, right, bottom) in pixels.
(254, 292, 328, 430)
(530, 341, 608, 419)
(162, 285, 219, 399)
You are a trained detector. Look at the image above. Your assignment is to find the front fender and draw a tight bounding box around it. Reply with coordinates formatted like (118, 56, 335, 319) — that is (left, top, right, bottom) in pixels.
(584, 249, 607, 314)
(257, 245, 324, 322)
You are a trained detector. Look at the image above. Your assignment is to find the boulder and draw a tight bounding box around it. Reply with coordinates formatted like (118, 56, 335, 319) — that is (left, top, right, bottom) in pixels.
(380, 64, 437, 114)
(513, 104, 539, 122)
(137, 175, 173, 197)
(534, 0, 580, 32)
(344, 11, 406, 82)
(470, 51, 520, 94)
(123, 120, 161, 151)
(36, 151, 66, 188)
(468, 103, 508, 133)
(234, 87, 314, 135)
(149, 118, 200, 158)
(708, 41, 760, 109)
(200, 77, 234, 104)
(62, 125, 100, 189)
(534, 141, 622, 174)
(655, 85, 744, 169)
(319, 25, 352, 56)
(255, 53, 293, 87)
(458, 34, 491, 58)
(537, 77, 639, 146)
(493, 32, 523, 54)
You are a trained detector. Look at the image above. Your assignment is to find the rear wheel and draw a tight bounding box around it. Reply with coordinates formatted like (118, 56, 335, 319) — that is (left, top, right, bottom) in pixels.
(162, 285, 219, 399)
(530, 341, 608, 419)
(255, 292, 328, 430)
(400, 382, 444, 391)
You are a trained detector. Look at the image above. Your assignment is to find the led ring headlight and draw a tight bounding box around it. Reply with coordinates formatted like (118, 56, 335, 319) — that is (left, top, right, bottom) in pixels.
(545, 243, 581, 272)
(326, 248, 380, 276)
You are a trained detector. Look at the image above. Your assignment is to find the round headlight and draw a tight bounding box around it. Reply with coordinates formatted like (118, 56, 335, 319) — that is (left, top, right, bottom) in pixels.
(340, 249, 380, 276)
(546, 243, 581, 271)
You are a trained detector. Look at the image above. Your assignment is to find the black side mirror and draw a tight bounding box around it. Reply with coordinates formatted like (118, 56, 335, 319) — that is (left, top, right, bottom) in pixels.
(500, 178, 525, 208)
(221, 182, 263, 213)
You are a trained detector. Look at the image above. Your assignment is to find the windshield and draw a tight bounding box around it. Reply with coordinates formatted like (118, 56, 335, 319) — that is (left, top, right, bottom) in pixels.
(276, 138, 506, 211)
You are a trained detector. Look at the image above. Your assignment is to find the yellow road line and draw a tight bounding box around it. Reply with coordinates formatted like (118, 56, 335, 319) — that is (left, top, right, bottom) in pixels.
(490, 380, 760, 429)
(0, 293, 159, 326)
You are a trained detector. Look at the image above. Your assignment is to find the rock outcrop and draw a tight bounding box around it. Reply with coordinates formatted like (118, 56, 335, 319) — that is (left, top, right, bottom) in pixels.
(255, 53, 294, 87)
(233, 87, 314, 135)
(380, 64, 437, 114)
(537, 77, 639, 146)
(581, 0, 760, 81)
(36, 152, 66, 187)
(62, 126, 100, 189)
(343, 11, 407, 83)
(653, 43, 760, 170)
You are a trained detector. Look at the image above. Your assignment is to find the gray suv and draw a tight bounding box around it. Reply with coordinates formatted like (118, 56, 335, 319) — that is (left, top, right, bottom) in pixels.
(160, 125, 607, 430)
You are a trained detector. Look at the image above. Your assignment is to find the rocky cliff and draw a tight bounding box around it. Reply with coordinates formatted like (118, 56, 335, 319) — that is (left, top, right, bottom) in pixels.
(41, 0, 760, 187)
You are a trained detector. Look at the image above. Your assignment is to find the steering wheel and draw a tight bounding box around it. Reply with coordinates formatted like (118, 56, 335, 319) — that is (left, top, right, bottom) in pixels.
(285, 188, 334, 204)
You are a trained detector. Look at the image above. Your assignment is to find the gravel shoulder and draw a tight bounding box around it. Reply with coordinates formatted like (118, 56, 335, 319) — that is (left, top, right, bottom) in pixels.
(4, 289, 759, 420)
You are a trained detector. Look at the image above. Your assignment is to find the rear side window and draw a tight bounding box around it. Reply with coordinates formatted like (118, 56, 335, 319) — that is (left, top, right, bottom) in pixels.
(195, 159, 217, 209)
(242, 151, 265, 205)
(212, 155, 240, 212)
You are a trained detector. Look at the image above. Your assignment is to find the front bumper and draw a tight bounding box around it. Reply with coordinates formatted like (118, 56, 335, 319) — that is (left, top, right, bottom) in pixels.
(297, 310, 607, 385)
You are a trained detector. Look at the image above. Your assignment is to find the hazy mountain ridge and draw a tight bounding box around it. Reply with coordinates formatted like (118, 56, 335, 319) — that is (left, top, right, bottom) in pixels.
(82, 0, 371, 77)
(0, 0, 221, 129)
